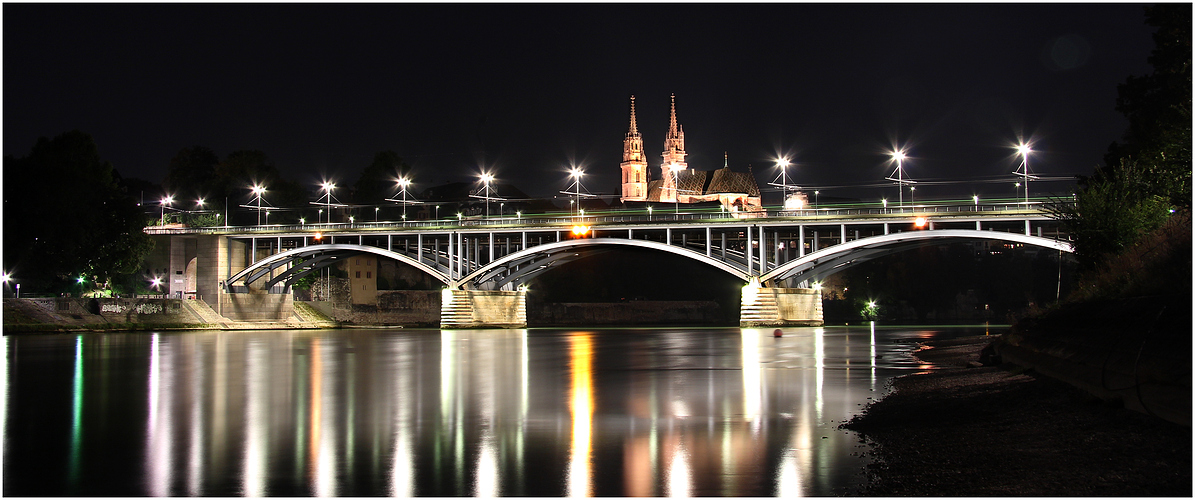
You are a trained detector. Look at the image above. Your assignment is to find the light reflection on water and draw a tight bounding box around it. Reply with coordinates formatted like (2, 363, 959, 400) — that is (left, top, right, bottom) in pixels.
(2, 324, 997, 496)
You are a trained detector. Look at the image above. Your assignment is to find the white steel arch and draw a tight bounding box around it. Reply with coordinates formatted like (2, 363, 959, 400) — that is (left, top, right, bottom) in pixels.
(760, 229, 1074, 283)
(456, 237, 749, 288)
(225, 243, 451, 288)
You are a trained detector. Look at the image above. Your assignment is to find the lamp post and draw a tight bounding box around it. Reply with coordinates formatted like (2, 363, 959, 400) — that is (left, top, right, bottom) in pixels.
(973, 195, 979, 211)
(776, 158, 792, 210)
(1014, 144, 1032, 209)
(375, 207, 380, 222)
(647, 205, 653, 221)
(160, 195, 173, 226)
(568, 167, 584, 218)
(321, 182, 335, 224)
(396, 177, 412, 220)
(909, 186, 916, 210)
(251, 185, 266, 225)
(814, 190, 820, 210)
(479, 173, 494, 218)
(887, 150, 909, 213)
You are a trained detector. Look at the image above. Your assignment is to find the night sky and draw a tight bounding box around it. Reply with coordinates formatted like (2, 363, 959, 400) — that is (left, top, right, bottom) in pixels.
(4, 3, 1157, 203)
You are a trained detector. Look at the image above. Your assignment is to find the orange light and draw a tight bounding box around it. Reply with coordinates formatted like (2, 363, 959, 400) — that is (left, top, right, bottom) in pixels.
(314, 232, 322, 240)
(571, 225, 590, 237)
(914, 217, 928, 228)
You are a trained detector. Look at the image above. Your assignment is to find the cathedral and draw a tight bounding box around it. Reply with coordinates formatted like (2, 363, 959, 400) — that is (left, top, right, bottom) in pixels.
(619, 95, 762, 213)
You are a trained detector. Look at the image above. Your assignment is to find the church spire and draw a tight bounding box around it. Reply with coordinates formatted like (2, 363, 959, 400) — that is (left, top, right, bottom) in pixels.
(667, 94, 680, 140)
(627, 95, 639, 137)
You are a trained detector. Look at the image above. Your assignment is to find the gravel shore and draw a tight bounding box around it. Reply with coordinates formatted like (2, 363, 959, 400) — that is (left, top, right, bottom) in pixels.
(843, 335, 1191, 496)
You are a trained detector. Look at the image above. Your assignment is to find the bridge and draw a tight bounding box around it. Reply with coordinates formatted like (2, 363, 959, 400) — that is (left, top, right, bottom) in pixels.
(145, 203, 1072, 328)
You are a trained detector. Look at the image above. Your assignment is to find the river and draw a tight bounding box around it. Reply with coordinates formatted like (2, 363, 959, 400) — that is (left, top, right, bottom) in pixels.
(2, 324, 997, 496)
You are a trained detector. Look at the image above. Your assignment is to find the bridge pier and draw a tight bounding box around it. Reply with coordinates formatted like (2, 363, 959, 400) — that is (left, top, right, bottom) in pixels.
(740, 281, 823, 327)
(440, 288, 527, 328)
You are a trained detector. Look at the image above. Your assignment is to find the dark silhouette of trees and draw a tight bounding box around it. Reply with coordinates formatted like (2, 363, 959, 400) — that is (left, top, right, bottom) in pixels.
(3, 130, 154, 293)
(1055, 4, 1190, 272)
(1102, 4, 1192, 209)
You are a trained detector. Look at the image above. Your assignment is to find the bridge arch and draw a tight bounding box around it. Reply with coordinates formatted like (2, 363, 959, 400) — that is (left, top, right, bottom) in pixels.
(760, 229, 1074, 285)
(224, 243, 451, 291)
(457, 238, 749, 290)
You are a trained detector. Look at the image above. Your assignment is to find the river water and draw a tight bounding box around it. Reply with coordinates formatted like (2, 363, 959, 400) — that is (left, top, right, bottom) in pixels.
(2, 324, 996, 496)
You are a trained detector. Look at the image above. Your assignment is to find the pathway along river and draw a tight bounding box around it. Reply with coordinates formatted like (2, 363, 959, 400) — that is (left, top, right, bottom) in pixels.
(3, 325, 997, 496)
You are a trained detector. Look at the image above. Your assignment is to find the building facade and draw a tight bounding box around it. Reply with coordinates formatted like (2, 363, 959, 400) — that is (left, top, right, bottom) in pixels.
(618, 95, 762, 213)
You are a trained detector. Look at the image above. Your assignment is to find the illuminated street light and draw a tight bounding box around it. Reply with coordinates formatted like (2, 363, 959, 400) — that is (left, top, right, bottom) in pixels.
(1012, 143, 1035, 209)
(909, 186, 916, 210)
(250, 185, 266, 225)
(393, 177, 413, 220)
(160, 195, 174, 226)
(375, 206, 380, 222)
(647, 205, 653, 221)
(885, 150, 914, 213)
(973, 195, 979, 206)
(479, 172, 495, 218)
(321, 182, 335, 223)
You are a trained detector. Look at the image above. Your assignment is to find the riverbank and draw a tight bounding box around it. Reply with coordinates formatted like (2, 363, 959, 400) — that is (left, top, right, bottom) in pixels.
(844, 335, 1191, 496)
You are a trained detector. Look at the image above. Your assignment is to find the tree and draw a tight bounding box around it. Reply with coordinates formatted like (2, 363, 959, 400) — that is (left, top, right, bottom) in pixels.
(162, 145, 219, 205)
(353, 150, 410, 204)
(1102, 3, 1192, 208)
(1049, 159, 1172, 273)
(212, 150, 308, 224)
(2, 130, 154, 293)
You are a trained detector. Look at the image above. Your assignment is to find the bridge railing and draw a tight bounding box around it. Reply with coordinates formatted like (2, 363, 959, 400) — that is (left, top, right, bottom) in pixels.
(144, 202, 1052, 235)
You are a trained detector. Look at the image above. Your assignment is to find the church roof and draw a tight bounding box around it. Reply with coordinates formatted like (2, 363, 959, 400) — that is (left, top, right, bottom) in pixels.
(708, 167, 760, 197)
(643, 167, 760, 201)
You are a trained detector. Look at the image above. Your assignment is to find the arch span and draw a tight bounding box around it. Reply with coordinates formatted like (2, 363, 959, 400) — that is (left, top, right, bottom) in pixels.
(224, 243, 451, 291)
(760, 229, 1074, 285)
(458, 237, 749, 289)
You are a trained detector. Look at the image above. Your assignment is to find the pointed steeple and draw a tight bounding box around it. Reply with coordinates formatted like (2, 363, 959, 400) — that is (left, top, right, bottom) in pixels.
(668, 94, 679, 138)
(724, 151, 729, 169)
(661, 93, 687, 171)
(627, 95, 640, 137)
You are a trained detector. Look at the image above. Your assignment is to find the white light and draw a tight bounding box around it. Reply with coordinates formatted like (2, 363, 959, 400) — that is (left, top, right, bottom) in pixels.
(322, 182, 335, 192)
(251, 185, 265, 195)
(891, 150, 906, 161)
(569, 167, 584, 179)
(776, 158, 791, 168)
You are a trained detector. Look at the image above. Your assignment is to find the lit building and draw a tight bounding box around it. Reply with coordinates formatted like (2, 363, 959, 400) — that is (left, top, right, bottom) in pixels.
(618, 95, 762, 213)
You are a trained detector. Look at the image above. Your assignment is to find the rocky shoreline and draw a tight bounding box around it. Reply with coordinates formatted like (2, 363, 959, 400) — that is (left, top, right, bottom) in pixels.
(843, 335, 1191, 496)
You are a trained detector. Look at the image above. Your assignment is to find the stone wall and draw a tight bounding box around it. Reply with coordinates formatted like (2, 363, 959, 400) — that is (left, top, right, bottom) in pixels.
(529, 300, 724, 326)
(218, 293, 293, 321)
(317, 290, 441, 326)
(13, 297, 208, 326)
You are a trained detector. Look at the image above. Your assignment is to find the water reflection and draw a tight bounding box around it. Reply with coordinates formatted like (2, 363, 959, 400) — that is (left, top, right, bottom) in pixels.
(3, 325, 995, 496)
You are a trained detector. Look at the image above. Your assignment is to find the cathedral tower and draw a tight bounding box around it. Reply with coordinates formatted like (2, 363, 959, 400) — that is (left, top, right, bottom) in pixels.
(660, 94, 688, 203)
(620, 95, 649, 202)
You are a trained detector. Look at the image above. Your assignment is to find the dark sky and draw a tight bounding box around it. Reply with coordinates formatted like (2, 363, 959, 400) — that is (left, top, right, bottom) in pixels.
(4, 3, 1157, 203)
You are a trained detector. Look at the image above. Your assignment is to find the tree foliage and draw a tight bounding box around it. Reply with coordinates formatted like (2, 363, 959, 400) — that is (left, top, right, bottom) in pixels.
(1049, 159, 1172, 273)
(1102, 3, 1192, 208)
(3, 130, 154, 292)
(353, 150, 410, 205)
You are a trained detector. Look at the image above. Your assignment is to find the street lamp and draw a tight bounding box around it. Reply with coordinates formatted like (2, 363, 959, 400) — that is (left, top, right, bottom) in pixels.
(881, 198, 888, 212)
(667, 163, 680, 213)
(160, 195, 174, 226)
(1013, 143, 1034, 209)
(250, 185, 266, 225)
(909, 186, 916, 210)
(375, 206, 380, 222)
(568, 167, 584, 217)
(395, 177, 412, 220)
(775, 157, 793, 209)
(885, 150, 913, 213)
(814, 190, 820, 210)
(321, 182, 335, 224)
(479, 172, 495, 218)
